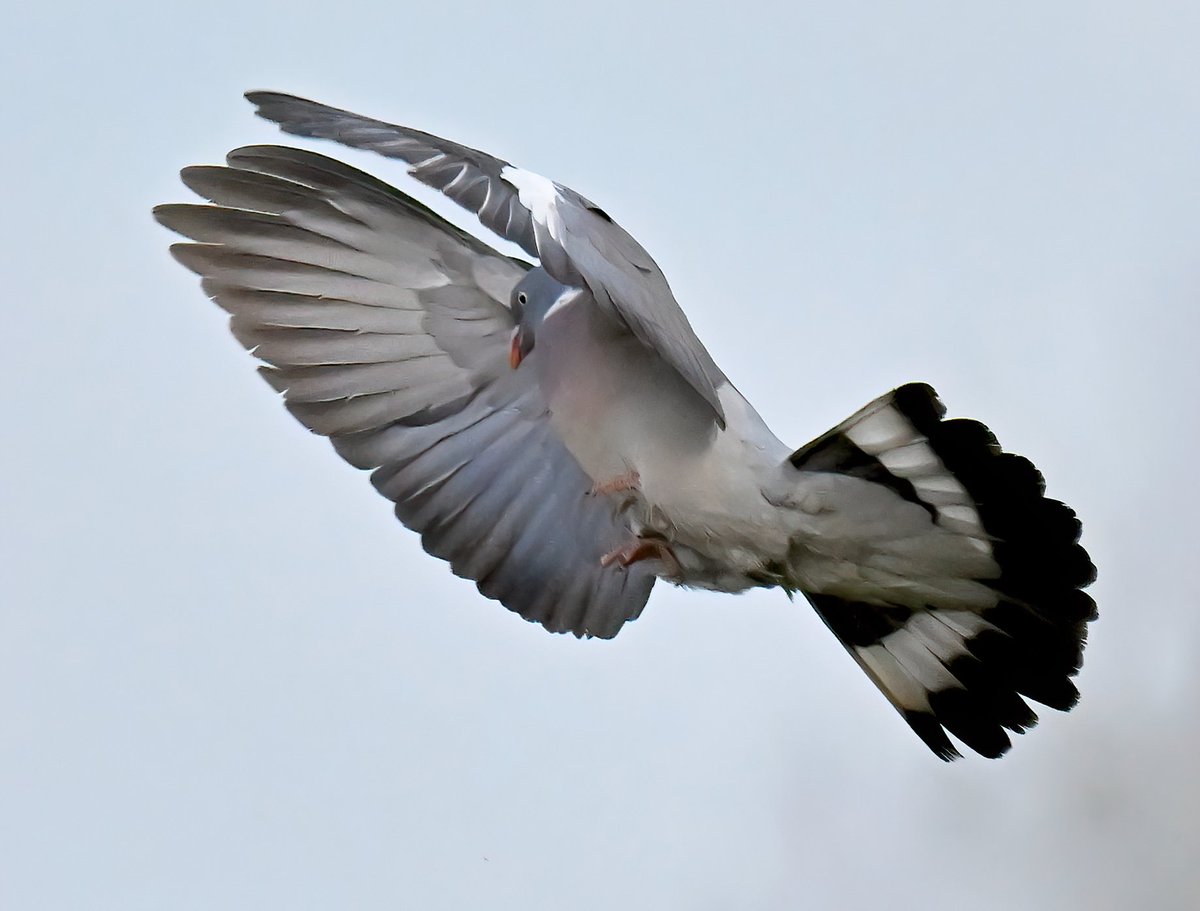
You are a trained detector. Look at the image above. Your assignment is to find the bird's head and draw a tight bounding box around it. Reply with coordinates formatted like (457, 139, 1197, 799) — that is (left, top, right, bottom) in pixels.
(508, 268, 578, 369)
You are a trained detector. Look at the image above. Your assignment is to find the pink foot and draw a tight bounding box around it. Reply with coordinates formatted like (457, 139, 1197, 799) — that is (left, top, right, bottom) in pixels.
(600, 536, 682, 578)
(590, 469, 641, 497)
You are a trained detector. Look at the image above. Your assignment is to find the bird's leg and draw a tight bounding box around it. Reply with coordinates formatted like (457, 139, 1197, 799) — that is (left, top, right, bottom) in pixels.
(601, 535, 682, 578)
(590, 469, 641, 497)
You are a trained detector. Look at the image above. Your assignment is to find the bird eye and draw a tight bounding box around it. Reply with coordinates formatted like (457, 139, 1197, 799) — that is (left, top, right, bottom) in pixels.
(517, 292, 528, 305)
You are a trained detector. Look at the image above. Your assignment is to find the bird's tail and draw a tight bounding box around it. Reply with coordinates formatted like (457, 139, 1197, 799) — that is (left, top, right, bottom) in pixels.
(787, 383, 1096, 759)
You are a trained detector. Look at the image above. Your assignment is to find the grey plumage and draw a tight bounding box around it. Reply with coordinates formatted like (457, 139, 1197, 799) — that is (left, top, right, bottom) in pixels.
(157, 94, 1097, 760)
(155, 144, 654, 638)
(245, 91, 728, 427)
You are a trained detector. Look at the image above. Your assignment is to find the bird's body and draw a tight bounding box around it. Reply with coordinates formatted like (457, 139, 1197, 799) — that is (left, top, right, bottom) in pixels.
(531, 283, 792, 592)
(156, 93, 1097, 760)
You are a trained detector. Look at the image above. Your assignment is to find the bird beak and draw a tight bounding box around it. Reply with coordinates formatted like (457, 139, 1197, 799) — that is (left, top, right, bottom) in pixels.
(509, 328, 523, 369)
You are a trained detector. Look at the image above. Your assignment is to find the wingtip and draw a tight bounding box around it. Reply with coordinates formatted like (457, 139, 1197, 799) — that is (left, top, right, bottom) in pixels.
(245, 89, 345, 114)
(150, 203, 174, 227)
(244, 88, 285, 105)
(243, 89, 274, 110)
(151, 203, 193, 233)
(244, 89, 312, 122)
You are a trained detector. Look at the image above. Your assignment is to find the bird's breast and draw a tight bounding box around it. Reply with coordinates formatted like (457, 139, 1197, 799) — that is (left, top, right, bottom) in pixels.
(532, 303, 796, 588)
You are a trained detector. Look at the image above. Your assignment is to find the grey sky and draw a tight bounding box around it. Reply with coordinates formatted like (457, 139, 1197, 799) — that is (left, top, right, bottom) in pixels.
(4, 1, 1198, 908)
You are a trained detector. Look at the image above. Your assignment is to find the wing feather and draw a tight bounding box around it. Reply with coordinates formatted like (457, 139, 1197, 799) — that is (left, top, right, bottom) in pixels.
(156, 144, 655, 638)
(245, 91, 728, 426)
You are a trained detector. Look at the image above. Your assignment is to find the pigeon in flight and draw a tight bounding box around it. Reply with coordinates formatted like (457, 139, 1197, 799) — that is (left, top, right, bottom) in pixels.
(155, 92, 1097, 760)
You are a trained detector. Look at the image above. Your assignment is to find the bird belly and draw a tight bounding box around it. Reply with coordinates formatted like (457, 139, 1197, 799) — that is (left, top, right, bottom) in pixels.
(534, 316, 794, 591)
(631, 385, 798, 591)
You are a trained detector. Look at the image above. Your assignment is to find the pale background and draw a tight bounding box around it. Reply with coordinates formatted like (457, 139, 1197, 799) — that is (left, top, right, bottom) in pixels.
(4, 2, 1198, 908)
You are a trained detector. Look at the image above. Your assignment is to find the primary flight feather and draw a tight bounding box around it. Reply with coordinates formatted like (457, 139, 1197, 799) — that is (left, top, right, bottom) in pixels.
(155, 92, 1097, 760)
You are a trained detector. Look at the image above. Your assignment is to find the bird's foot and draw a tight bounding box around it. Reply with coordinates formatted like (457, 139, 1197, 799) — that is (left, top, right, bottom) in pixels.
(590, 469, 641, 497)
(600, 536, 682, 578)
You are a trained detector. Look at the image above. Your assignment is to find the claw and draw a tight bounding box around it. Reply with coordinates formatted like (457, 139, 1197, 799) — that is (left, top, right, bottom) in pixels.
(590, 469, 641, 497)
(601, 536, 682, 578)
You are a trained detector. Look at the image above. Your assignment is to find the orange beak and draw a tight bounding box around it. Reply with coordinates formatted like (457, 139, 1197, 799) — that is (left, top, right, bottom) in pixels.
(509, 328, 523, 369)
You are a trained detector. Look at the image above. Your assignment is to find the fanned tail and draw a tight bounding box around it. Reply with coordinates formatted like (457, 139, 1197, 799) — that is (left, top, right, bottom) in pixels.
(789, 384, 1097, 759)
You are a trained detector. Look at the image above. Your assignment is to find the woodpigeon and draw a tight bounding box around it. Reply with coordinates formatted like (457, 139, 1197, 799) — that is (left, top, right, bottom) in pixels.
(155, 92, 1098, 760)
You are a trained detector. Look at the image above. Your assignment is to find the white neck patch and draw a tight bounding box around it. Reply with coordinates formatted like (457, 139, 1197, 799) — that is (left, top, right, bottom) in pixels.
(543, 287, 584, 323)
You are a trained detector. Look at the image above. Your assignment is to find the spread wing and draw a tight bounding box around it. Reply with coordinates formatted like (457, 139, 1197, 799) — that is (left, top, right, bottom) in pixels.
(245, 91, 728, 427)
(155, 144, 655, 638)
